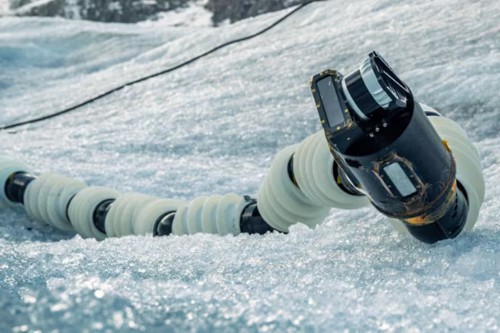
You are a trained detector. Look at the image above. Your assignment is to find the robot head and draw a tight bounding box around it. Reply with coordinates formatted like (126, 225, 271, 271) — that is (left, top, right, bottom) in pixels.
(310, 52, 468, 243)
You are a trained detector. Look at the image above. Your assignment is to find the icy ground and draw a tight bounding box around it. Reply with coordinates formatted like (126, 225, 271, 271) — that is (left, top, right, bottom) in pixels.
(0, 0, 499, 331)
(0, 1, 8, 16)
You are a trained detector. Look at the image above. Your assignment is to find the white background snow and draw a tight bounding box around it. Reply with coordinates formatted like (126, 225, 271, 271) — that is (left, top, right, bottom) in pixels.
(0, 0, 499, 331)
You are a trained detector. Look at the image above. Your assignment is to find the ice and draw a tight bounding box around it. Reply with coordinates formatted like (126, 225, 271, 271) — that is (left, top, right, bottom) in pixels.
(0, 0, 499, 331)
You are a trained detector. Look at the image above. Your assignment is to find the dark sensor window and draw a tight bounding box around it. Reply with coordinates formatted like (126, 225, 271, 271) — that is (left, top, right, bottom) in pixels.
(317, 76, 345, 129)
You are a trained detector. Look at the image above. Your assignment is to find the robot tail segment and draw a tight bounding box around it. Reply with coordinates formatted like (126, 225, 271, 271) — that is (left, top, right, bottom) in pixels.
(0, 161, 269, 239)
(0, 129, 365, 240)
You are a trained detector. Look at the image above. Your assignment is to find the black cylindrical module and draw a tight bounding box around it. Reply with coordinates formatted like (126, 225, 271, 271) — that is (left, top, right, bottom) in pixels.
(335, 102, 456, 220)
(240, 199, 277, 235)
(405, 185, 468, 243)
(4, 172, 36, 204)
(93, 199, 114, 234)
(310, 51, 468, 243)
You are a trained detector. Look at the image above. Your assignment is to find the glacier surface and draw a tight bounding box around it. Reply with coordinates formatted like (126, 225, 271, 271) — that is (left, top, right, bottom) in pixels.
(0, 0, 499, 331)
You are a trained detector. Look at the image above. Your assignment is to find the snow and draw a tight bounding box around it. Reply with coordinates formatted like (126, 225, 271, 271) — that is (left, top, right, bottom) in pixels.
(0, 0, 499, 331)
(0, 0, 8, 15)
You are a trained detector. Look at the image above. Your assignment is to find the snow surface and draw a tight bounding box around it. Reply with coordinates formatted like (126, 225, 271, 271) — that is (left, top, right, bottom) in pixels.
(0, 0, 8, 16)
(0, 0, 499, 331)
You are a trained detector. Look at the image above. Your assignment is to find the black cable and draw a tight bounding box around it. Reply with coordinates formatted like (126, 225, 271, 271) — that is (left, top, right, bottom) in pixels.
(0, 0, 325, 131)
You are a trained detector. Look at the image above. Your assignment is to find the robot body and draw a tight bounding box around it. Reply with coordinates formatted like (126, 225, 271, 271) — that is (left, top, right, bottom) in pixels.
(0, 53, 485, 244)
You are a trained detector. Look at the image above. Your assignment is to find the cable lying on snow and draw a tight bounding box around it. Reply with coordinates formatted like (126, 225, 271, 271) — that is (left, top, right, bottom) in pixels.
(0, 0, 326, 132)
(0, 52, 485, 244)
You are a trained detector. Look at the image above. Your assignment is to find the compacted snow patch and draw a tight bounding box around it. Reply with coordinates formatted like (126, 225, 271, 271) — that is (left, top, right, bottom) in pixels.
(0, 0, 499, 331)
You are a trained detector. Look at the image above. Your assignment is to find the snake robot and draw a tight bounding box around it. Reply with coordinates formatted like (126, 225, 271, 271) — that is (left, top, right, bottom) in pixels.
(0, 52, 485, 244)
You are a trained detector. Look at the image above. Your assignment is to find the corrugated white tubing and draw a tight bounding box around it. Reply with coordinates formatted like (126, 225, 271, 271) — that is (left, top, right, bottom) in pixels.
(0, 158, 249, 238)
(294, 131, 369, 209)
(67, 187, 119, 240)
(9, 172, 248, 239)
(105, 193, 160, 237)
(67, 189, 191, 239)
(104, 192, 248, 237)
(0, 157, 33, 209)
(387, 103, 486, 234)
(171, 193, 248, 236)
(23, 173, 87, 231)
(0, 159, 248, 239)
(134, 198, 186, 235)
(257, 133, 370, 232)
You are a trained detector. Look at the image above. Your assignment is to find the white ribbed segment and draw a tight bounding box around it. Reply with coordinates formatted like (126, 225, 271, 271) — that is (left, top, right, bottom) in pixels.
(105, 193, 160, 237)
(429, 116, 485, 231)
(0, 157, 33, 208)
(23, 173, 87, 231)
(67, 187, 120, 240)
(294, 131, 370, 209)
(257, 145, 331, 232)
(133, 198, 186, 235)
(171, 193, 247, 236)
